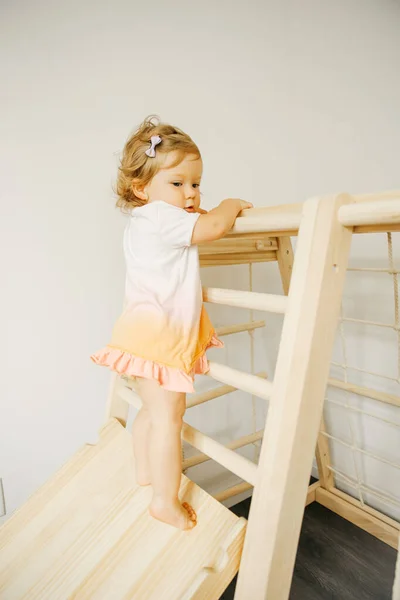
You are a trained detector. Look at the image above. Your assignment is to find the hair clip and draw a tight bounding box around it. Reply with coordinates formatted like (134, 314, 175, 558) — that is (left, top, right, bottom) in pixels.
(145, 135, 162, 158)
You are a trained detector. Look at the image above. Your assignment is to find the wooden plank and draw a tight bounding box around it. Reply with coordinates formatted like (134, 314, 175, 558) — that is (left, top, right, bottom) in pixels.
(200, 251, 277, 266)
(225, 228, 298, 239)
(234, 194, 353, 600)
(203, 287, 287, 313)
(354, 223, 400, 234)
(223, 233, 280, 241)
(316, 487, 399, 549)
(0, 419, 247, 599)
(198, 236, 278, 256)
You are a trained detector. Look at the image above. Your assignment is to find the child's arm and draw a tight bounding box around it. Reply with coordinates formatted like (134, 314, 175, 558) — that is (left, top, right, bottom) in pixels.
(191, 199, 253, 244)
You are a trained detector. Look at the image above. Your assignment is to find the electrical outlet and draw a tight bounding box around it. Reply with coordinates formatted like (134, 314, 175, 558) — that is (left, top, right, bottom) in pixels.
(0, 478, 6, 517)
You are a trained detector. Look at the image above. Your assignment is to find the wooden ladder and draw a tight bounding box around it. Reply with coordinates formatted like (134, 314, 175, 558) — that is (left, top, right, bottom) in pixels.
(107, 193, 354, 598)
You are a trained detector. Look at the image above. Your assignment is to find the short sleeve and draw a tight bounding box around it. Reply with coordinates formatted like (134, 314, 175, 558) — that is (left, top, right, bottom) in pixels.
(157, 201, 201, 248)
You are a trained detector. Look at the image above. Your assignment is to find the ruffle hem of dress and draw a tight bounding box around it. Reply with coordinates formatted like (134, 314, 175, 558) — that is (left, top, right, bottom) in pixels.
(90, 333, 224, 393)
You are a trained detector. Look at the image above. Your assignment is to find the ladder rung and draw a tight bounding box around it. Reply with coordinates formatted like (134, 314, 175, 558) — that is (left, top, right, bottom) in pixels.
(187, 372, 268, 408)
(215, 320, 265, 336)
(183, 429, 264, 469)
(213, 482, 253, 503)
(182, 422, 258, 485)
(228, 209, 302, 235)
(207, 362, 272, 400)
(119, 384, 257, 484)
(203, 287, 287, 314)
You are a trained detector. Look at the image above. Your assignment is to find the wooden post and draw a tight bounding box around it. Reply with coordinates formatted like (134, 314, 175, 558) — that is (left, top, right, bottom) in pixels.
(234, 195, 353, 600)
(315, 416, 335, 489)
(276, 235, 335, 491)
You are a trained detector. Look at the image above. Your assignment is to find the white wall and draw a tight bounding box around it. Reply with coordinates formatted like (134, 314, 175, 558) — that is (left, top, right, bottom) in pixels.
(1, 0, 400, 522)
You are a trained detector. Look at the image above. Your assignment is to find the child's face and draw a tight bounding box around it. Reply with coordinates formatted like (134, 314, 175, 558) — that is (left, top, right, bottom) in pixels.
(144, 152, 202, 213)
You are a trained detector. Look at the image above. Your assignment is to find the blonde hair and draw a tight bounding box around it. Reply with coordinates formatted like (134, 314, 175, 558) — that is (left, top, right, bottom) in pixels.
(115, 115, 201, 213)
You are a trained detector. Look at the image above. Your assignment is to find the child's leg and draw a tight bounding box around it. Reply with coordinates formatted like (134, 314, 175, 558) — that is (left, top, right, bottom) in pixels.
(132, 405, 151, 485)
(135, 376, 197, 530)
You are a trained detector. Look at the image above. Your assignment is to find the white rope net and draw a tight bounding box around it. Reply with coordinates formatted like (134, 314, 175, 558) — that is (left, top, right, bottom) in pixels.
(322, 232, 400, 522)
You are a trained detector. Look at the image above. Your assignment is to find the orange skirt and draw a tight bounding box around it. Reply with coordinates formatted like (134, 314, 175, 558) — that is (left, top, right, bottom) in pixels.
(90, 333, 223, 393)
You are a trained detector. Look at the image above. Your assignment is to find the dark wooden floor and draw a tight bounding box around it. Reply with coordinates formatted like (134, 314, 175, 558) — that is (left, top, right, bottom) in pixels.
(221, 497, 397, 599)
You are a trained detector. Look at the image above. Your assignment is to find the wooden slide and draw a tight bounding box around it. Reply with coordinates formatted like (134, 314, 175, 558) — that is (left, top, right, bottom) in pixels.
(0, 418, 246, 599)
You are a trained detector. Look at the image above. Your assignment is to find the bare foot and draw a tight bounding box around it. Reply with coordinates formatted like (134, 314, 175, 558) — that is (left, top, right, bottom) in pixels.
(149, 498, 197, 530)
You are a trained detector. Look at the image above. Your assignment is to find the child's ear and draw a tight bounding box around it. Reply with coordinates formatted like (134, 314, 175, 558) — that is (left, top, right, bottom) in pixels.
(132, 183, 148, 201)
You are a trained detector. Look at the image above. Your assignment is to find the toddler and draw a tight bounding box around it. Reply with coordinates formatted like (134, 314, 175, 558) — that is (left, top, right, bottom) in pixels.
(91, 115, 252, 530)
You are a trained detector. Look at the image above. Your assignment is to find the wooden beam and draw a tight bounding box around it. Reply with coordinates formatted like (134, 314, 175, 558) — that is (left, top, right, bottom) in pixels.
(329, 378, 400, 409)
(234, 194, 353, 600)
(213, 480, 320, 506)
(203, 287, 288, 313)
(316, 487, 399, 549)
(198, 235, 278, 256)
(354, 223, 400, 234)
(200, 250, 278, 266)
(339, 198, 400, 228)
(326, 486, 400, 532)
(275, 235, 335, 495)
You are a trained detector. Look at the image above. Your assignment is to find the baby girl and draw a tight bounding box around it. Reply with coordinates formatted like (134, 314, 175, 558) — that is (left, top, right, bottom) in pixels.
(91, 115, 252, 530)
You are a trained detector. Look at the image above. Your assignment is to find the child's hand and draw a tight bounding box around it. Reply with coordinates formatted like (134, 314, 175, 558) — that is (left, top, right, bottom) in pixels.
(222, 198, 253, 211)
(196, 207, 208, 214)
(191, 199, 252, 245)
(237, 200, 253, 210)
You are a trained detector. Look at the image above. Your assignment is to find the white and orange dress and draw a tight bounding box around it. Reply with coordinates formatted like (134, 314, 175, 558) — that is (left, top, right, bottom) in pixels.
(90, 200, 223, 393)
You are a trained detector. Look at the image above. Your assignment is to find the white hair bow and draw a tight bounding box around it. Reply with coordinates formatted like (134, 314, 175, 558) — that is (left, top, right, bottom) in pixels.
(145, 135, 162, 157)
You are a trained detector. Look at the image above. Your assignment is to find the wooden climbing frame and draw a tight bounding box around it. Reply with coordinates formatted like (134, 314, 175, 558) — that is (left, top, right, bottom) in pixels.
(1, 191, 399, 599)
